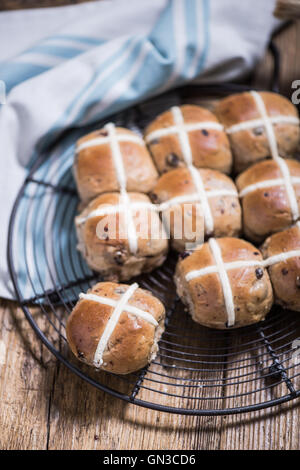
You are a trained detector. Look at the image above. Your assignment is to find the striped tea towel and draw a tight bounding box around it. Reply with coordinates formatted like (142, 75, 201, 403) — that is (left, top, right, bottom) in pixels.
(0, 0, 278, 299)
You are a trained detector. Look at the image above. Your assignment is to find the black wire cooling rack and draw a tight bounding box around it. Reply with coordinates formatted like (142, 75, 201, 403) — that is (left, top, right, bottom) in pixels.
(7, 42, 300, 415)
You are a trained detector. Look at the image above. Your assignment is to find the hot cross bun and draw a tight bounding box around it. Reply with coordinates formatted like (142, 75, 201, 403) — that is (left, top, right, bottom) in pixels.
(75, 192, 168, 280)
(144, 105, 232, 174)
(151, 167, 241, 252)
(174, 238, 273, 329)
(74, 124, 158, 204)
(261, 223, 300, 312)
(236, 159, 300, 242)
(66, 282, 165, 374)
(216, 91, 300, 173)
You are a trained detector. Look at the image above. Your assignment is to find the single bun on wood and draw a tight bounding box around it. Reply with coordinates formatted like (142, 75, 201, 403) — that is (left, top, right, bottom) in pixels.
(75, 192, 168, 280)
(144, 105, 232, 174)
(151, 167, 241, 252)
(66, 282, 165, 374)
(174, 238, 273, 329)
(236, 159, 300, 243)
(215, 91, 300, 173)
(74, 124, 158, 204)
(261, 222, 300, 312)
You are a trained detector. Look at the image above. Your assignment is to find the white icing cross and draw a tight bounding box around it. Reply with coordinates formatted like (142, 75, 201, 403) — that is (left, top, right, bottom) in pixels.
(226, 115, 299, 135)
(169, 106, 215, 234)
(76, 131, 145, 154)
(207, 238, 236, 327)
(76, 197, 158, 256)
(158, 188, 238, 212)
(237, 91, 300, 222)
(79, 283, 158, 368)
(145, 116, 224, 144)
(239, 177, 300, 198)
(76, 188, 238, 242)
(76, 201, 157, 224)
(79, 122, 144, 254)
(185, 234, 300, 327)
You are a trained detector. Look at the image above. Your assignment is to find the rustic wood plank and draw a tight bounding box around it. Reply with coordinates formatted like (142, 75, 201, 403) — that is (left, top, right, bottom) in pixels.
(0, 300, 56, 450)
(253, 21, 300, 97)
(0, 0, 94, 10)
(274, 0, 300, 20)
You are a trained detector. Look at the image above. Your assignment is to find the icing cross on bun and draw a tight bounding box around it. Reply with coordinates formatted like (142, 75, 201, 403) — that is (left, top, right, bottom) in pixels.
(75, 192, 168, 280)
(151, 167, 241, 251)
(261, 222, 300, 312)
(174, 238, 273, 329)
(236, 159, 300, 242)
(216, 91, 300, 173)
(66, 282, 165, 374)
(144, 105, 232, 174)
(74, 123, 158, 204)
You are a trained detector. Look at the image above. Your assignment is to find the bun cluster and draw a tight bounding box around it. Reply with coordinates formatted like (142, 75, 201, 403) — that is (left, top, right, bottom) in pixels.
(67, 91, 300, 373)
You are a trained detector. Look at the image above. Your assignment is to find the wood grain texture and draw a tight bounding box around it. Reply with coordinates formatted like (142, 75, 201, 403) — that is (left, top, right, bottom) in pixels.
(0, 12, 299, 451)
(274, 0, 300, 19)
(0, 0, 94, 10)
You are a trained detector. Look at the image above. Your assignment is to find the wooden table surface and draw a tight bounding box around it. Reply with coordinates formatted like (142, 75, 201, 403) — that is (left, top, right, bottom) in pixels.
(0, 5, 299, 450)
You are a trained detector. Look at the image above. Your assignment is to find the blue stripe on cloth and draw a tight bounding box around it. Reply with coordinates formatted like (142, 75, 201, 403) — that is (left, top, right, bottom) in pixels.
(0, 62, 48, 93)
(34, 37, 138, 157)
(27, 44, 84, 59)
(49, 34, 104, 46)
(82, 0, 210, 125)
(19, 132, 93, 301)
(78, 39, 153, 125)
(1, 34, 105, 93)
(184, 0, 200, 76)
(14, 154, 53, 300)
(147, 0, 182, 92)
(39, 0, 178, 143)
(27, 0, 210, 171)
(196, 0, 210, 75)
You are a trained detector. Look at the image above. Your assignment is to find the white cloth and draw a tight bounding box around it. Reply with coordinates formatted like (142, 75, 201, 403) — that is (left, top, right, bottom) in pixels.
(0, 0, 278, 299)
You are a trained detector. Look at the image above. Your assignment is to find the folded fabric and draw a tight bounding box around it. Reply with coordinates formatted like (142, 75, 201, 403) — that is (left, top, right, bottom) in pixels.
(0, 0, 278, 299)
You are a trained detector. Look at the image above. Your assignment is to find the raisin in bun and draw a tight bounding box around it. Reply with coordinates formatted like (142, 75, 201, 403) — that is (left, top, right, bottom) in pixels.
(144, 105, 232, 174)
(216, 91, 300, 173)
(74, 123, 158, 204)
(236, 159, 300, 243)
(151, 167, 241, 252)
(174, 238, 273, 329)
(75, 192, 168, 280)
(66, 282, 165, 374)
(261, 223, 300, 312)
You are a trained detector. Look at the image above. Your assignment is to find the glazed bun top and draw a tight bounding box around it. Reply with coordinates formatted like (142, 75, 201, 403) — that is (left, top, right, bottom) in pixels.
(175, 237, 273, 329)
(260, 223, 300, 312)
(151, 166, 241, 241)
(75, 191, 168, 261)
(74, 123, 158, 204)
(236, 158, 300, 242)
(215, 91, 300, 173)
(216, 91, 298, 129)
(144, 104, 232, 174)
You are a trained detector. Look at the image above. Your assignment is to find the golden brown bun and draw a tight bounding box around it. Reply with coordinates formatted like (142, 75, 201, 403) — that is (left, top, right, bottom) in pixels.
(236, 159, 300, 243)
(66, 282, 165, 374)
(75, 192, 168, 280)
(216, 91, 300, 173)
(144, 105, 232, 174)
(151, 167, 241, 251)
(174, 238, 273, 329)
(261, 224, 300, 312)
(74, 127, 158, 204)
